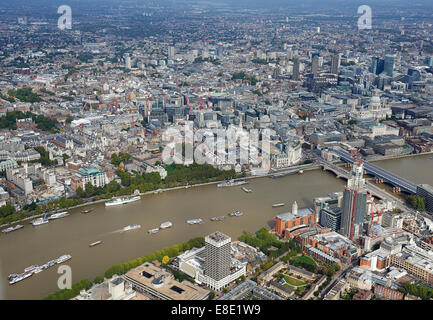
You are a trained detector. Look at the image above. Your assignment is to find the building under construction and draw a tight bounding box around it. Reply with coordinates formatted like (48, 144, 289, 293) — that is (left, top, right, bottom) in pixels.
(340, 154, 368, 241)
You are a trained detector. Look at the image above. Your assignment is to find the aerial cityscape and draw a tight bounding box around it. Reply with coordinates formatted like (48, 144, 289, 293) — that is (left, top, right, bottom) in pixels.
(0, 0, 433, 306)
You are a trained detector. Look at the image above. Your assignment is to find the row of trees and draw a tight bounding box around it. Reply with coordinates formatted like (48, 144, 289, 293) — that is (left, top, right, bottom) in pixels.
(239, 228, 301, 259)
(111, 152, 131, 166)
(399, 281, 433, 300)
(103, 237, 205, 279)
(163, 163, 237, 188)
(313, 276, 332, 297)
(43, 279, 93, 300)
(0, 204, 16, 218)
(407, 195, 426, 211)
(231, 71, 258, 85)
(0, 91, 15, 103)
(30, 146, 57, 166)
(43, 237, 205, 300)
(8, 87, 42, 103)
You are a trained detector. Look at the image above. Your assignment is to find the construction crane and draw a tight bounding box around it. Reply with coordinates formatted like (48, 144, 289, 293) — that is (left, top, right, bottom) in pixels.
(351, 148, 361, 165)
(348, 148, 363, 241)
(367, 191, 383, 236)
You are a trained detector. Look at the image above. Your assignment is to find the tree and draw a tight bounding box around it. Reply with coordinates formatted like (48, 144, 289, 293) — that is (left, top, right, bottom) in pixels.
(94, 276, 104, 284)
(0, 204, 16, 218)
(208, 291, 215, 300)
(407, 195, 426, 211)
(161, 255, 170, 265)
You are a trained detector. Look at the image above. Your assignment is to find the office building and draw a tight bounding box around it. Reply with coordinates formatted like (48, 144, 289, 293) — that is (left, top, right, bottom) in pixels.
(312, 55, 319, 76)
(292, 56, 300, 80)
(390, 244, 433, 285)
(125, 55, 132, 69)
(384, 55, 395, 77)
(205, 231, 231, 284)
(374, 284, 404, 300)
(275, 202, 315, 239)
(74, 275, 136, 300)
(124, 262, 210, 300)
(72, 167, 107, 191)
(424, 56, 433, 67)
(330, 53, 340, 75)
(168, 46, 175, 59)
(371, 57, 384, 75)
(319, 207, 342, 232)
(340, 161, 368, 241)
(177, 232, 247, 292)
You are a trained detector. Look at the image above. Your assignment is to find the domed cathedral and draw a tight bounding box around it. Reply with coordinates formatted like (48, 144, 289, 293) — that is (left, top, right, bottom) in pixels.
(367, 96, 392, 121)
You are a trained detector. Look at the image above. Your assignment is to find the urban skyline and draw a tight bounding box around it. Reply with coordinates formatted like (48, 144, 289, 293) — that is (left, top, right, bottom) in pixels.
(0, 0, 432, 309)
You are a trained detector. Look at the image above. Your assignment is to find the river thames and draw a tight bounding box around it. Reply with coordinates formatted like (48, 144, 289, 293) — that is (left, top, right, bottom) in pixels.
(0, 154, 432, 299)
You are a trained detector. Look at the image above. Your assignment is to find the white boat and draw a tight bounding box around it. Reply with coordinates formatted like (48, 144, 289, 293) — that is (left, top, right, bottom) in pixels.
(272, 203, 285, 207)
(57, 254, 72, 264)
(217, 179, 248, 188)
(242, 187, 252, 193)
(89, 240, 102, 247)
(210, 216, 226, 221)
(160, 221, 172, 229)
(8, 273, 19, 281)
(186, 219, 204, 225)
(9, 272, 32, 285)
(31, 217, 49, 226)
(33, 267, 43, 274)
(2, 225, 24, 233)
(49, 211, 69, 220)
(24, 265, 38, 273)
(229, 211, 244, 217)
(148, 228, 159, 234)
(105, 196, 141, 207)
(123, 224, 141, 231)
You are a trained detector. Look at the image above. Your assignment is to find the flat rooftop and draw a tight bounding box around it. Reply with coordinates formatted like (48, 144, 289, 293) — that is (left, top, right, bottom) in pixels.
(125, 263, 209, 300)
(207, 231, 231, 243)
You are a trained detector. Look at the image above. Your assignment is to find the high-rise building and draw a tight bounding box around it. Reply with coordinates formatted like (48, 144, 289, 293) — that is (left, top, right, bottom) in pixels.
(331, 53, 341, 75)
(205, 231, 231, 290)
(319, 207, 342, 232)
(424, 56, 433, 67)
(371, 57, 379, 74)
(168, 46, 175, 59)
(340, 161, 367, 241)
(312, 55, 319, 76)
(125, 55, 132, 69)
(292, 56, 300, 80)
(384, 55, 395, 77)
